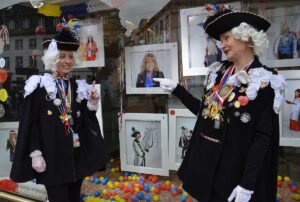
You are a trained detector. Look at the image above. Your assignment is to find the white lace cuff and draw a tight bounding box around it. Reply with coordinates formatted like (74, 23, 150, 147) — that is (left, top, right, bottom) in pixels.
(87, 100, 99, 111)
(29, 150, 42, 158)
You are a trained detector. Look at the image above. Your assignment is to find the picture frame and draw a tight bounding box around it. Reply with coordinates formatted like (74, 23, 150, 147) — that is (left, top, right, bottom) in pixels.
(125, 43, 178, 94)
(261, 5, 300, 67)
(0, 122, 18, 177)
(74, 23, 105, 68)
(119, 113, 169, 176)
(279, 70, 300, 147)
(180, 2, 241, 76)
(168, 109, 197, 170)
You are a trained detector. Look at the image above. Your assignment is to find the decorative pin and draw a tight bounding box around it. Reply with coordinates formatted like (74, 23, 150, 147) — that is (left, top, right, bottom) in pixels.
(73, 133, 80, 148)
(47, 110, 52, 115)
(228, 92, 235, 102)
(214, 114, 222, 129)
(76, 110, 81, 118)
(234, 111, 240, 117)
(240, 113, 251, 123)
(234, 100, 241, 108)
(53, 98, 62, 106)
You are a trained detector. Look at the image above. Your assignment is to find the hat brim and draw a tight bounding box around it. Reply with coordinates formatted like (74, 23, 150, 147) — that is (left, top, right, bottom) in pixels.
(43, 40, 79, 51)
(205, 11, 271, 40)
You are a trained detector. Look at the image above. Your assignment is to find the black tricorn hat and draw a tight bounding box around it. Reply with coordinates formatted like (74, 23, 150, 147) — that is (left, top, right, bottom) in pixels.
(204, 9, 271, 40)
(43, 28, 80, 51)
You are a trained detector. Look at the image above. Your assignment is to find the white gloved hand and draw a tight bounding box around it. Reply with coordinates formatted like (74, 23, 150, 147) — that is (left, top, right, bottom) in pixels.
(153, 78, 177, 93)
(87, 80, 100, 111)
(228, 185, 253, 202)
(30, 150, 46, 173)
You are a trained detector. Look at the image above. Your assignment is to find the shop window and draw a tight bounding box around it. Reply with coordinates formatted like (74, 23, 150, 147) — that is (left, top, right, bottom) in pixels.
(29, 39, 37, 49)
(16, 56, 23, 68)
(43, 38, 51, 49)
(38, 17, 45, 26)
(15, 39, 23, 50)
(3, 57, 9, 69)
(29, 56, 37, 68)
(8, 20, 15, 30)
(22, 18, 30, 29)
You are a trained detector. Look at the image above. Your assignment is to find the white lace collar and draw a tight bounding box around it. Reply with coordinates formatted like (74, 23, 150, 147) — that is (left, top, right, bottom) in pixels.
(24, 73, 91, 102)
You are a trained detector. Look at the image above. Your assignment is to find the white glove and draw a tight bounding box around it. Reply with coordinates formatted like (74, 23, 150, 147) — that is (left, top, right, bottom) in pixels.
(153, 78, 177, 93)
(30, 150, 46, 173)
(228, 185, 253, 202)
(87, 80, 100, 111)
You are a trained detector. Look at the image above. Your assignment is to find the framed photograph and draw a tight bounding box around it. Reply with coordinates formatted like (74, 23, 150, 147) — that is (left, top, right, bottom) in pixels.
(125, 43, 178, 94)
(168, 109, 197, 170)
(0, 122, 18, 177)
(180, 2, 241, 76)
(74, 23, 105, 68)
(279, 70, 300, 147)
(119, 113, 169, 176)
(261, 5, 300, 67)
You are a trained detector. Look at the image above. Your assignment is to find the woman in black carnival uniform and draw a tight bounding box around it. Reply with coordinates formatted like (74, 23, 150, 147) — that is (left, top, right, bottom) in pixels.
(10, 28, 109, 202)
(155, 8, 287, 202)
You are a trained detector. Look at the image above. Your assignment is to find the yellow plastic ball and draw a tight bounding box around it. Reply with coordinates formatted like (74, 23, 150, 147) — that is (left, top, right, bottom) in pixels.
(165, 180, 171, 185)
(277, 176, 283, 182)
(102, 189, 108, 195)
(284, 176, 290, 182)
(134, 187, 140, 192)
(85, 176, 90, 182)
(111, 168, 116, 173)
(183, 192, 189, 197)
(153, 195, 160, 201)
(119, 176, 124, 181)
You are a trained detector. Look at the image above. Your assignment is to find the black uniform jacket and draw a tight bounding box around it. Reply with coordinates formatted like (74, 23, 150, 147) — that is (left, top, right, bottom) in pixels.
(174, 58, 279, 202)
(136, 71, 164, 87)
(10, 78, 109, 186)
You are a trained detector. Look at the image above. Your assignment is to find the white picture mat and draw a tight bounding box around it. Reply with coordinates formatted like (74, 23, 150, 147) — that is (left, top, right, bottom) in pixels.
(279, 70, 300, 147)
(0, 122, 18, 178)
(74, 23, 105, 68)
(125, 43, 178, 94)
(119, 113, 169, 176)
(95, 84, 104, 138)
(168, 109, 196, 170)
(261, 5, 300, 67)
(180, 2, 241, 76)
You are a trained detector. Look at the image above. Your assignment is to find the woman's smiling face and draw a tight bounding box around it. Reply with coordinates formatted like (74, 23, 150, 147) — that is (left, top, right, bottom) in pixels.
(57, 50, 75, 74)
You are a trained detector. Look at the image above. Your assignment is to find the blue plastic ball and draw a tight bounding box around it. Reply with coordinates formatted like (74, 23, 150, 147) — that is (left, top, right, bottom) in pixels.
(145, 195, 152, 201)
(137, 192, 144, 200)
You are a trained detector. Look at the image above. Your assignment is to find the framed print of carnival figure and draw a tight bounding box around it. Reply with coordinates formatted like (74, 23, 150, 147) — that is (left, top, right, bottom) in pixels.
(261, 5, 300, 67)
(119, 113, 169, 176)
(180, 2, 241, 76)
(279, 70, 300, 147)
(0, 122, 18, 177)
(74, 23, 105, 68)
(125, 43, 178, 94)
(168, 109, 196, 170)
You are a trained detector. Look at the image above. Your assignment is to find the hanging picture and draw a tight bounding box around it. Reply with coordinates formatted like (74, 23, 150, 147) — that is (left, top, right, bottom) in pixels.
(168, 109, 196, 170)
(260, 5, 300, 67)
(0, 122, 18, 177)
(74, 23, 105, 68)
(279, 70, 300, 147)
(119, 113, 169, 176)
(180, 2, 241, 76)
(125, 43, 178, 94)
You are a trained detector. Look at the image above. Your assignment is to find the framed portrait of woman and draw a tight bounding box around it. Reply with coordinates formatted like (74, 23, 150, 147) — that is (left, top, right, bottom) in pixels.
(180, 2, 241, 76)
(279, 70, 300, 147)
(125, 43, 178, 94)
(74, 23, 105, 68)
(119, 113, 169, 176)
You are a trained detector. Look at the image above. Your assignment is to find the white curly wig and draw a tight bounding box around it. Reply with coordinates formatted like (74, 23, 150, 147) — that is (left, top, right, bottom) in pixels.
(42, 49, 81, 72)
(231, 22, 268, 56)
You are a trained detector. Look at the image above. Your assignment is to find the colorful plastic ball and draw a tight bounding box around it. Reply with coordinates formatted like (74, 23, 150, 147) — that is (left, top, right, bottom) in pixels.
(171, 190, 178, 196)
(102, 177, 109, 185)
(89, 177, 95, 183)
(153, 195, 160, 201)
(145, 195, 152, 202)
(119, 176, 124, 181)
(137, 192, 144, 200)
(106, 163, 112, 169)
(181, 195, 187, 202)
(291, 186, 298, 193)
(277, 176, 282, 182)
(111, 168, 116, 173)
(95, 191, 101, 197)
(165, 180, 171, 185)
(124, 172, 129, 176)
(144, 187, 150, 193)
(94, 178, 100, 184)
(102, 189, 108, 195)
(131, 195, 138, 201)
(284, 176, 290, 182)
(183, 192, 189, 197)
(85, 176, 90, 182)
(292, 193, 300, 200)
